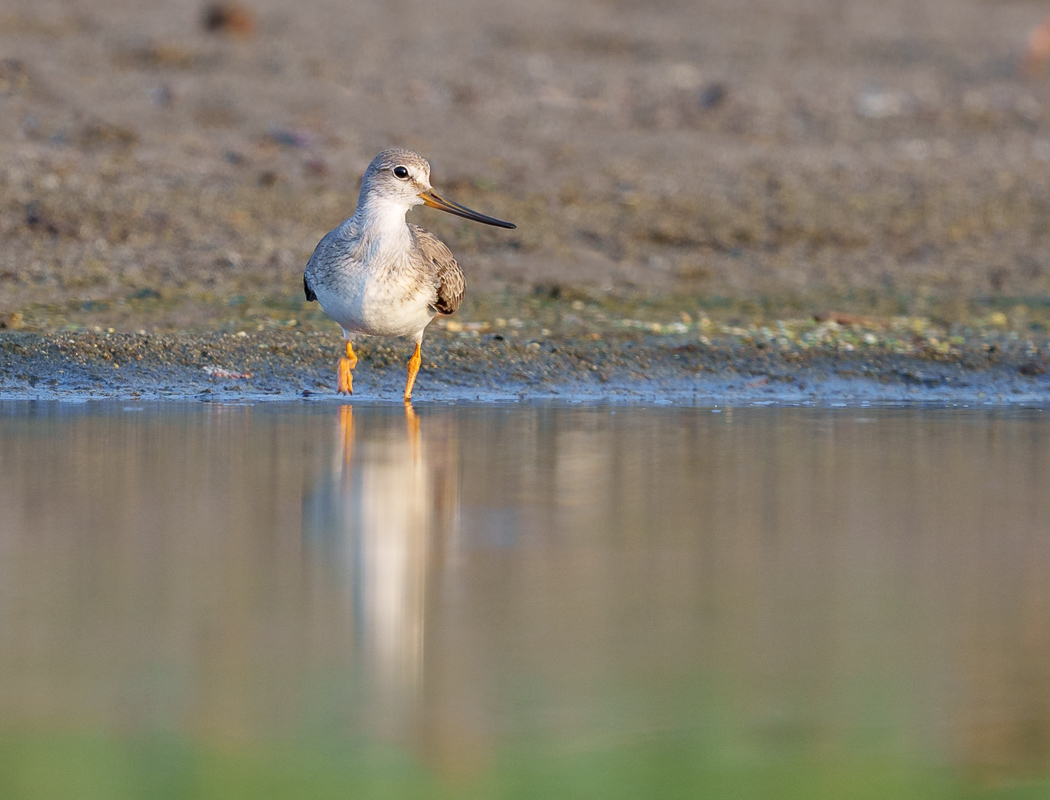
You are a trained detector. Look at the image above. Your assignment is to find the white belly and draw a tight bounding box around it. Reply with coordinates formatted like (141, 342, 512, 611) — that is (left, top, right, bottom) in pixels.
(315, 269, 436, 339)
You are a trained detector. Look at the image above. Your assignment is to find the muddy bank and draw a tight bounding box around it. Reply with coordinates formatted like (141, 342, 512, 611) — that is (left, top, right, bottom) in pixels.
(2, 324, 1047, 405)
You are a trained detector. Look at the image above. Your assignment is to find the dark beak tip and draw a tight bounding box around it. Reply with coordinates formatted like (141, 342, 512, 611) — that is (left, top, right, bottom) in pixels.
(424, 190, 516, 230)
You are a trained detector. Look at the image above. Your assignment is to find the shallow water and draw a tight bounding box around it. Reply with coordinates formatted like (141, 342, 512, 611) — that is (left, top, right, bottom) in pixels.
(0, 401, 1048, 799)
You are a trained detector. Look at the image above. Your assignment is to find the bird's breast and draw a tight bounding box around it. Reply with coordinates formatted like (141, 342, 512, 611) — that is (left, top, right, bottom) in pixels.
(313, 255, 436, 338)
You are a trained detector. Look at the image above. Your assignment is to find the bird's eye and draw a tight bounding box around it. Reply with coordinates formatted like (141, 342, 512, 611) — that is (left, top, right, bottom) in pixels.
(392, 165, 410, 180)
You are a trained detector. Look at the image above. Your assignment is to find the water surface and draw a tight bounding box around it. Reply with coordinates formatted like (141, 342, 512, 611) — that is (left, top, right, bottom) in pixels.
(0, 402, 1048, 799)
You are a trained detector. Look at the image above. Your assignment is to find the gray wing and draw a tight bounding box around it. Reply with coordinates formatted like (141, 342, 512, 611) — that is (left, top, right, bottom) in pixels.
(304, 219, 360, 295)
(409, 223, 465, 315)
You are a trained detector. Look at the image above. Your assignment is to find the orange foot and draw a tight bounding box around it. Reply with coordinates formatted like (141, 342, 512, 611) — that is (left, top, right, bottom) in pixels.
(337, 340, 358, 395)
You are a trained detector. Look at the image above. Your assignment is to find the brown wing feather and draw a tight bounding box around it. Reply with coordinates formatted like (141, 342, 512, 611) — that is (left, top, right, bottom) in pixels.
(409, 223, 465, 315)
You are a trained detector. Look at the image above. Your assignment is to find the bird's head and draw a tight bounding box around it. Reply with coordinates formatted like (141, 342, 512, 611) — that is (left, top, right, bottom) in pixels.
(360, 149, 515, 229)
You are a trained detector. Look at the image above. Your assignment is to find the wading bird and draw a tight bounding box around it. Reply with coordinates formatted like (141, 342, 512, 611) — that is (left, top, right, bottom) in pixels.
(303, 149, 516, 401)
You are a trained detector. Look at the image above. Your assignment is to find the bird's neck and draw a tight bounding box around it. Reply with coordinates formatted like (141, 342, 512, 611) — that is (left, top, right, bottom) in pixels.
(350, 197, 413, 252)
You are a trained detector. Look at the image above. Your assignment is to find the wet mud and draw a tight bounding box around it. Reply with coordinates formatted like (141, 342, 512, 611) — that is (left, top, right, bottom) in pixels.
(2, 326, 1047, 405)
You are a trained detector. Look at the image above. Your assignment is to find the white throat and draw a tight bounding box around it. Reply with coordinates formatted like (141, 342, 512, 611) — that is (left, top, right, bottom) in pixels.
(355, 195, 415, 240)
(342, 193, 424, 274)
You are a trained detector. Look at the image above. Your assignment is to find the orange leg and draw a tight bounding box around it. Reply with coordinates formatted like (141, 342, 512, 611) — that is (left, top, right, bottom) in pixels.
(404, 340, 422, 402)
(337, 340, 358, 395)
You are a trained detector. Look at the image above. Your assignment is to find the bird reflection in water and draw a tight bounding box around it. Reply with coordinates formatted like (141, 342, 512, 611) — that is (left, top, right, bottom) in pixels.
(303, 403, 482, 778)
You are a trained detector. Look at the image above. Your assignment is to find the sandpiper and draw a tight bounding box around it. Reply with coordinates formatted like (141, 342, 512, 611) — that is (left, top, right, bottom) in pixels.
(303, 149, 516, 401)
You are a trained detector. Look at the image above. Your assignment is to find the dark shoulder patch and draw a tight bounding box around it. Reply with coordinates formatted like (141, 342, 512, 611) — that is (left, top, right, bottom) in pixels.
(409, 223, 465, 316)
(434, 262, 465, 315)
(303, 274, 316, 302)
